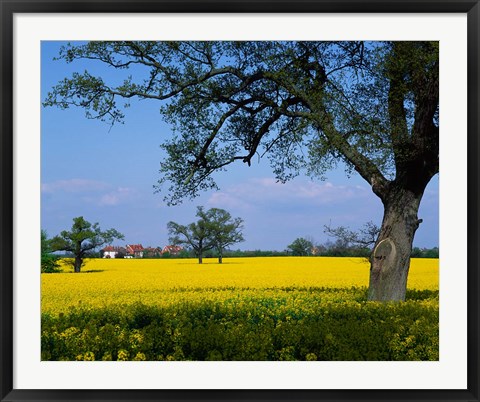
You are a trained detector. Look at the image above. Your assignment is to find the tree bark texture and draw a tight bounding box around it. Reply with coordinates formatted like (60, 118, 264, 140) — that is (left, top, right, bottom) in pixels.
(74, 256, 83, 273)
(368, 185, 423, 301)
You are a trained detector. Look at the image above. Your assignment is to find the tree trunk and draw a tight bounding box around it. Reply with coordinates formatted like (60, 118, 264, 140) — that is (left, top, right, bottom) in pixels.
(218, 254, 223, 264)
(368, 186, 423, 302)
(74, 256, 82, 273)
(198, 254, 203, 264)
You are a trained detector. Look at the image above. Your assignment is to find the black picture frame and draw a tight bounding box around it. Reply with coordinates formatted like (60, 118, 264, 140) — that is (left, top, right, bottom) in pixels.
(1, 1, 479, 401)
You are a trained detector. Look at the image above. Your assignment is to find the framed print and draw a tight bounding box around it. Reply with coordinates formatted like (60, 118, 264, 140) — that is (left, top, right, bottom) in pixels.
(1, 0, 479, 401)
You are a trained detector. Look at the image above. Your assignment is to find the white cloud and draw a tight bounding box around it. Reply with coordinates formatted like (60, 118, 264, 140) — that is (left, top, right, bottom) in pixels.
(98, 194, 120, 206)
(41, 178, 109, 193)
(98, 187, 138, 206)
(203, 177, 383, 250)
(42, 178, 139, 207)
(207, 177, 370, 211)
(207, 191, 253, 211)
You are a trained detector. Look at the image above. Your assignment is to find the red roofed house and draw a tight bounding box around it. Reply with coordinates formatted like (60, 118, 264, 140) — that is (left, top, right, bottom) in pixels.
(162, 245, 183, 256)
(126, 244, 144, 258)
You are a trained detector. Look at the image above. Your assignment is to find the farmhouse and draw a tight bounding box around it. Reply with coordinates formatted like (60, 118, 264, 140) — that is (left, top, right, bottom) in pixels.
(162, 245, 183, 256)
(101, 244, 183, 259)
(126, 244, 144, 258)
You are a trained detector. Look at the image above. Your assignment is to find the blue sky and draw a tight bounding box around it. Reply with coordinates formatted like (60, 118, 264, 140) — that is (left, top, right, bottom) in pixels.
(41, 41, 439, 251)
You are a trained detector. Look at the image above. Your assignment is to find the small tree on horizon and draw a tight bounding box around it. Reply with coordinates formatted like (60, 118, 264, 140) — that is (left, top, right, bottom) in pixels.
(287, 237, 315, 256)
(197, 207, 244, 263)
(168, 206, 244, 264)
(167, 210, 212, 264)
(50, 216, 124, 272)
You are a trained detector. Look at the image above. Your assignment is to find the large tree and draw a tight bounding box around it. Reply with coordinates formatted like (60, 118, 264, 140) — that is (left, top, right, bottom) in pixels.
(44, 41, 439, 301)
(50, 216, 124, 272)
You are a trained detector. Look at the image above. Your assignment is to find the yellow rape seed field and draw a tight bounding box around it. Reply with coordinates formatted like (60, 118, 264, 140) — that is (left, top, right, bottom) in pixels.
(41, 257, 438, 314)
(41, 257, 439, 361)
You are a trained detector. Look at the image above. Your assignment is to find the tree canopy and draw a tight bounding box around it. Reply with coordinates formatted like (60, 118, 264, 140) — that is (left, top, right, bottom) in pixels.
(44, 41, 437, 204)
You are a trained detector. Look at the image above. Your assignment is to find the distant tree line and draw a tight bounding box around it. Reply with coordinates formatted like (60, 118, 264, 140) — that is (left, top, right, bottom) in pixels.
(42, 216, 437, 275)
(285, 221, 438, 258)
(285, 238, 438, 258)
(117, 244, 439, 259)
(51, 241, 439, 261)
(410, 247, 439, 259)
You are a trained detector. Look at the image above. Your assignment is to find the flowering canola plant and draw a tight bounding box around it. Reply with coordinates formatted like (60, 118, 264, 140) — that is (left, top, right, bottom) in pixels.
(41, 257, 439, 361)
(41, 257, 438, 314)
